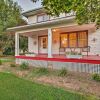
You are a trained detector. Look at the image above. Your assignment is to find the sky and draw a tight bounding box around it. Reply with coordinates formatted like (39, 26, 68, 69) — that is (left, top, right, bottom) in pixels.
(15, 0, 41, 12)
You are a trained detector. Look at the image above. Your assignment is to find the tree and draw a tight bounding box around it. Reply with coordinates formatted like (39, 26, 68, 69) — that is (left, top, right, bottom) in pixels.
(0, 0, 27, 55)
(32, 0, 100, 26)
(0, 0, 22, 32)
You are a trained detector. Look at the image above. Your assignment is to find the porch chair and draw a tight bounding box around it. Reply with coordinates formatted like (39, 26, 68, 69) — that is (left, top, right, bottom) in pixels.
(59, 48, 66, 55)
(82, 46, 90, 56)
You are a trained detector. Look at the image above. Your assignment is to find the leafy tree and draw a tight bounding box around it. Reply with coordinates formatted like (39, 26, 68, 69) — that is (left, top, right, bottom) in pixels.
(32, 0, 100, 26)
(0, 0, 27, 55)
(0, 0, 22, 32)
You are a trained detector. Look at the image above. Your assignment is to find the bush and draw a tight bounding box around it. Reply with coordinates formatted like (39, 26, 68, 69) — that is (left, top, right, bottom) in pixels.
(92, 73, 100, 82)
(58, 68, 68, 77)
(20, 62, 29, 70)
(0, 60, 2, 65)
(37, 67, 49, 75)
(10, 63, 16, 67)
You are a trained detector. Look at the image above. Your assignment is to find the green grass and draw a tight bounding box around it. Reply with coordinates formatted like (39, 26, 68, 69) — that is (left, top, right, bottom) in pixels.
(0, 58, 14, 63)
(0, 72, 97, 100)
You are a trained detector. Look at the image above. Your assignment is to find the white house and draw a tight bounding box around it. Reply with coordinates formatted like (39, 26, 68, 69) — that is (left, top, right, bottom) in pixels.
(7, 7, 100, 73)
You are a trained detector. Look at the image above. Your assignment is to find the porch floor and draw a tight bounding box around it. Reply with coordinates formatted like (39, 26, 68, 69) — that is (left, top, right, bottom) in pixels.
(16, 54, 100, 64)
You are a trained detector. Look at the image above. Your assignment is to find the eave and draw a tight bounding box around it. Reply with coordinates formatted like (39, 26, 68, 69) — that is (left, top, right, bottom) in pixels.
(7, 16, 75, 32)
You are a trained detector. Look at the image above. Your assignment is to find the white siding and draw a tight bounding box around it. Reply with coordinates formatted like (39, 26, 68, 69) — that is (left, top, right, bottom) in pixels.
(28, 15, 37, 24)
(27, 12, 74, 24)
(28, 36, 38, 53)
(88, 29, 100, 55)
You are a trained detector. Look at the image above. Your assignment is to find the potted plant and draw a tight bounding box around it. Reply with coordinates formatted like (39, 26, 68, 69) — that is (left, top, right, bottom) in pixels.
(25, 52, 36, 57)
(66, 51, 82, 59)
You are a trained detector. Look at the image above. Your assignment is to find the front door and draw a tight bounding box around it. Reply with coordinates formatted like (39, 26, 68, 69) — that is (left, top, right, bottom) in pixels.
(39, 36, 48, 54)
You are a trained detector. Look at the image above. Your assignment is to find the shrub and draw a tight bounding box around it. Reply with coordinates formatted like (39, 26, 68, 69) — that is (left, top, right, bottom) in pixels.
(0, 60, 2, 65)
(37, 67, 49, 75)
(58, 68, 68, 77)
(20, 62, 29, 70)
(10, 63, 16, 67)
(92, 73, 100, 82)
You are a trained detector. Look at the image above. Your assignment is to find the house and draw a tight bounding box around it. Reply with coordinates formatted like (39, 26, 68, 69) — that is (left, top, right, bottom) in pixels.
(7, 7, 100, 73)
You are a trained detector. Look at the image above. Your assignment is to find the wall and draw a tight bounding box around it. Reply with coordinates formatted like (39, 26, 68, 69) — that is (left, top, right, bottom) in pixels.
(27, 29, 100, 55)
(16, 58, 100, 74)
(27, 12, 74, 24)
(88, 29, 100, 55)
(28, 15, 37, 24)
(28, 35, 38, 53)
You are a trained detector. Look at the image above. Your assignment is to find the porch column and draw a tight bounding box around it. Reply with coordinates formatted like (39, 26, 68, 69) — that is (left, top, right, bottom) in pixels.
(15, 33, 19, 56)
(48, 28, 52, 58)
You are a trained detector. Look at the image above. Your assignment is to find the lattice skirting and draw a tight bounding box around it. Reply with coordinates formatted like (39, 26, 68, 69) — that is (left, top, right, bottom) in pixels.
(16, 58, 100, 74)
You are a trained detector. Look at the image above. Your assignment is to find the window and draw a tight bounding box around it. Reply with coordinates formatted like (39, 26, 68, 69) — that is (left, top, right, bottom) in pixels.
(42, 37, 47, 48)
(69, 33, 77, 47)
(43, 14, 49, 21)
(60, 31, 88, 48)
(37, 14, 49, 22)
(61, 34, 68, 48)
(37, 15, 43, 22)
(78, 32, 87, 47)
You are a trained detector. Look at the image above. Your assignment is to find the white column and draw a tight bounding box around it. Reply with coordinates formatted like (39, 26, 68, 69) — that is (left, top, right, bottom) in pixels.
(15, 33, 19, 56)
(48, 28, 52, 58)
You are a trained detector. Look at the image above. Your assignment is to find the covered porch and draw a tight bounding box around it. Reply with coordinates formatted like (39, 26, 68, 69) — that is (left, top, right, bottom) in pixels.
(14, 24, 100, 73)
(15, 24, 97, 59)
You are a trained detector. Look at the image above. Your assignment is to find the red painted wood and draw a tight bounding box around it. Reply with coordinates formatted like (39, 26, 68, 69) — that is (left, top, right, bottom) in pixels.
(15, 56, 100, 64)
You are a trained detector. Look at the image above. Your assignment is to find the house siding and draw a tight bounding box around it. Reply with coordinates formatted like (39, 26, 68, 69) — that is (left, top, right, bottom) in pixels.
(28, 36, 38, 53)
(88, 29, 100, 55)
(27, 12, 74, 25)
(28, 15, 37, 24)
(27, 29, 100, 55)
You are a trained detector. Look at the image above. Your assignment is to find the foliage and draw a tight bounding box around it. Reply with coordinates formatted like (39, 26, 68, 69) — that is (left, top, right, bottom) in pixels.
(20, 62, 29, 69)
(66, 51, 82, 55)
(35, 67, 49, 75)
(58, 68, 68, 77)
(0, 32, 28, 56)
(19, 36, 28, 53)
(32, 0, 100, 26)
(0, 58, 14, 63)
(0, 72, 95, 100)
(10, 63, 16, 67)
(92, 73, 100, 82)
(0, 0, 27, 55)
(0, 0, 21, 32)
(0, 33, 15, 55)
(0, 60, 2, 65)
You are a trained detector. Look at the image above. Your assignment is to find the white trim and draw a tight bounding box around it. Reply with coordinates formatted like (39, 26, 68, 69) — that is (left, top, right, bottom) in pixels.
(48, 28, 52, 58)
(15, 33, 19, 56)
(7, 17, 75, 32)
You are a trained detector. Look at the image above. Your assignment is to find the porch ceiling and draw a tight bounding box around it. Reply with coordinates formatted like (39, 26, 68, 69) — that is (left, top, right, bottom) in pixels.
(21, 29, 48, 37)
(19, 23, 96, 37)
(52, 23, 96, 33)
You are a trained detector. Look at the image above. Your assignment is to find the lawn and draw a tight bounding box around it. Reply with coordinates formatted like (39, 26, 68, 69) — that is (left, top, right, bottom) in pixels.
(0, 72, 96, 100)
(0, 57, 14, 63)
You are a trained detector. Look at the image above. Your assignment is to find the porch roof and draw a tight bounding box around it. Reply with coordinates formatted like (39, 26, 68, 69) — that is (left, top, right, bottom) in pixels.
(7, 16, 75, 32)
(22, 7, 44, 17)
